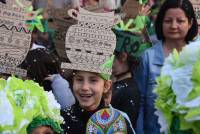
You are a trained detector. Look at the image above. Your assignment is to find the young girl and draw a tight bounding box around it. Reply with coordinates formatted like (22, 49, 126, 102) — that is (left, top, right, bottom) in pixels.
(20, 28, 75, 109)
(61, 71, 111, 133)
(61, 70, 135, 134)
(27, 117, 64, 134)
(60, 6, 135, 133)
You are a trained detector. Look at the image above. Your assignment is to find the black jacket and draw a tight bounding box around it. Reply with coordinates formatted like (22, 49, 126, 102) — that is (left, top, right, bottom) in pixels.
(61, 101, 135, 134)
(111, 77, 140, 128)
(61, 101, 105, 134)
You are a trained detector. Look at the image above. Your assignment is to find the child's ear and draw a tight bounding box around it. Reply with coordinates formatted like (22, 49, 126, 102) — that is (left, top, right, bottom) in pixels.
(103, 80, 112, 93)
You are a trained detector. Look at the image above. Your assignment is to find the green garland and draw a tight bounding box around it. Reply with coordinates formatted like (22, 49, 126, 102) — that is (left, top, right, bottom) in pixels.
(100, 55, 115, 80)
(27, 116, 63, 134)
(0, 76, 63, 133)
(154, 41, 200, 134)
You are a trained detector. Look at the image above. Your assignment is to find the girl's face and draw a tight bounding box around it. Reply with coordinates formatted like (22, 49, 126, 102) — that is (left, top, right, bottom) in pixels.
(162, 8, 192, 42)
(73, 71, 111, 111)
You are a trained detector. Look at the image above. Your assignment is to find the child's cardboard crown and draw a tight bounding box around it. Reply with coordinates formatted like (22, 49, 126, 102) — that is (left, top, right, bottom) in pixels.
(113, 29, 151, 58)
(190, 0, 200, 25)
(0, 1, 32, 77)
(61, 7, 120, 78)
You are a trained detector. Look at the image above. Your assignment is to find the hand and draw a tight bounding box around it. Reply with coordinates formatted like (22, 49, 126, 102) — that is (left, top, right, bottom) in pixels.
(44, 74, 57, 82)
(139, 4, 151, 16)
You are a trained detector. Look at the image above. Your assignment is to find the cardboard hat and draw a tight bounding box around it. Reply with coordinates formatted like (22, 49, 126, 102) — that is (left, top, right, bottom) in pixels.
(121, 0, 140, 20)
(47, 5, 76, 62)
(113, 29, 151, 58)
(0, 0, 32, 77)
(61, 7, 120, 79)
(190, 0, 200, 25)
(86, 108, 127, 134)
(47, 5, 110, 62)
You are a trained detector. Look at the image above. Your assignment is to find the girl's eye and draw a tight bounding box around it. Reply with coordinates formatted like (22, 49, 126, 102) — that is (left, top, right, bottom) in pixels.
(89, 76, 100, 83)
(90, 79, 98, 83)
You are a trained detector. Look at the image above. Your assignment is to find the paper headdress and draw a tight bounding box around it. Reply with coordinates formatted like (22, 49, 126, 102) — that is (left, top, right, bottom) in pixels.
(190, 0, 200, 25)
(61, 7, 119, 79)
(0, 76, 63, 134)
(47, 6, 76, 62)
(113, 28, 151, 58)
(86, 108, 127, 134)
(0, 1, 32, 77)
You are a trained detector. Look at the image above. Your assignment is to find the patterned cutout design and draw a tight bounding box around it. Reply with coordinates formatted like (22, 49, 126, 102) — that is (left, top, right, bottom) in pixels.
(47, 6, 76, 62)
(61, 7, 118, 75)
(86, 108, 127, 134)
(190, 0, 200, 25)
(0, 1, 31, 76)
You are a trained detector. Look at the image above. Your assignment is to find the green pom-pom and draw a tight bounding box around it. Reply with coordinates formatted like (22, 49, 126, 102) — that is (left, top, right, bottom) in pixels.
(27, 117, 64, 134)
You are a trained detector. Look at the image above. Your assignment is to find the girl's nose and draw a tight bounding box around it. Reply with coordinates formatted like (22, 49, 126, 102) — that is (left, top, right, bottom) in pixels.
(81, 81, 89, 91)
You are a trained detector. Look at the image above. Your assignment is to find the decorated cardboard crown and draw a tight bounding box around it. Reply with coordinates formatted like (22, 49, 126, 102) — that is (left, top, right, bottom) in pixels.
(0, 0, 32, 77)
(86, 108, 127, 134)
(122, 0, 140, 20)
(113, 29, 151, 58)
(190, 0, 200, 25)
(61, 7, 119, 78)
(47, 5, 76, 62)
(113, 0, 152, 58)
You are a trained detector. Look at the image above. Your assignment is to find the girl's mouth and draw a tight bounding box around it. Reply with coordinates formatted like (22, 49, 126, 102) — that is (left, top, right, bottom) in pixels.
(80, 94, 93, 98)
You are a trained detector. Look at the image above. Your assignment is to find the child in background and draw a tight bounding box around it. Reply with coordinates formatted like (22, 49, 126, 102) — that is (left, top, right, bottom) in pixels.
(111, 40, 140, 128)
(111, 26, 153, 128)
(27, 117, 63, 134)
(21, 28, 75, 109)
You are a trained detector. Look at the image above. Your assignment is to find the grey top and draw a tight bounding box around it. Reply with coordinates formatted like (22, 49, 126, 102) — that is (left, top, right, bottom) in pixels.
(51, 74, 75, 109)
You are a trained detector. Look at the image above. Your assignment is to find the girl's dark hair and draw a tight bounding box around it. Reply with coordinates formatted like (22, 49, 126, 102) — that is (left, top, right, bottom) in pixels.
(114, 51, 139, 72)
(20, 49, 60, 90)
(155, 0, 198, 43)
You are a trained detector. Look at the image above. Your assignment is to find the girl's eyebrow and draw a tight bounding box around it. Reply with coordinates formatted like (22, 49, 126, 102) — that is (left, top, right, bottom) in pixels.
(89, 75, 100, 79)
(73, 74, 83, 77)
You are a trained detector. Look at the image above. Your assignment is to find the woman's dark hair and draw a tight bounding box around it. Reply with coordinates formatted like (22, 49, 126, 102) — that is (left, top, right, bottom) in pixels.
(155, 0, 198, 43)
